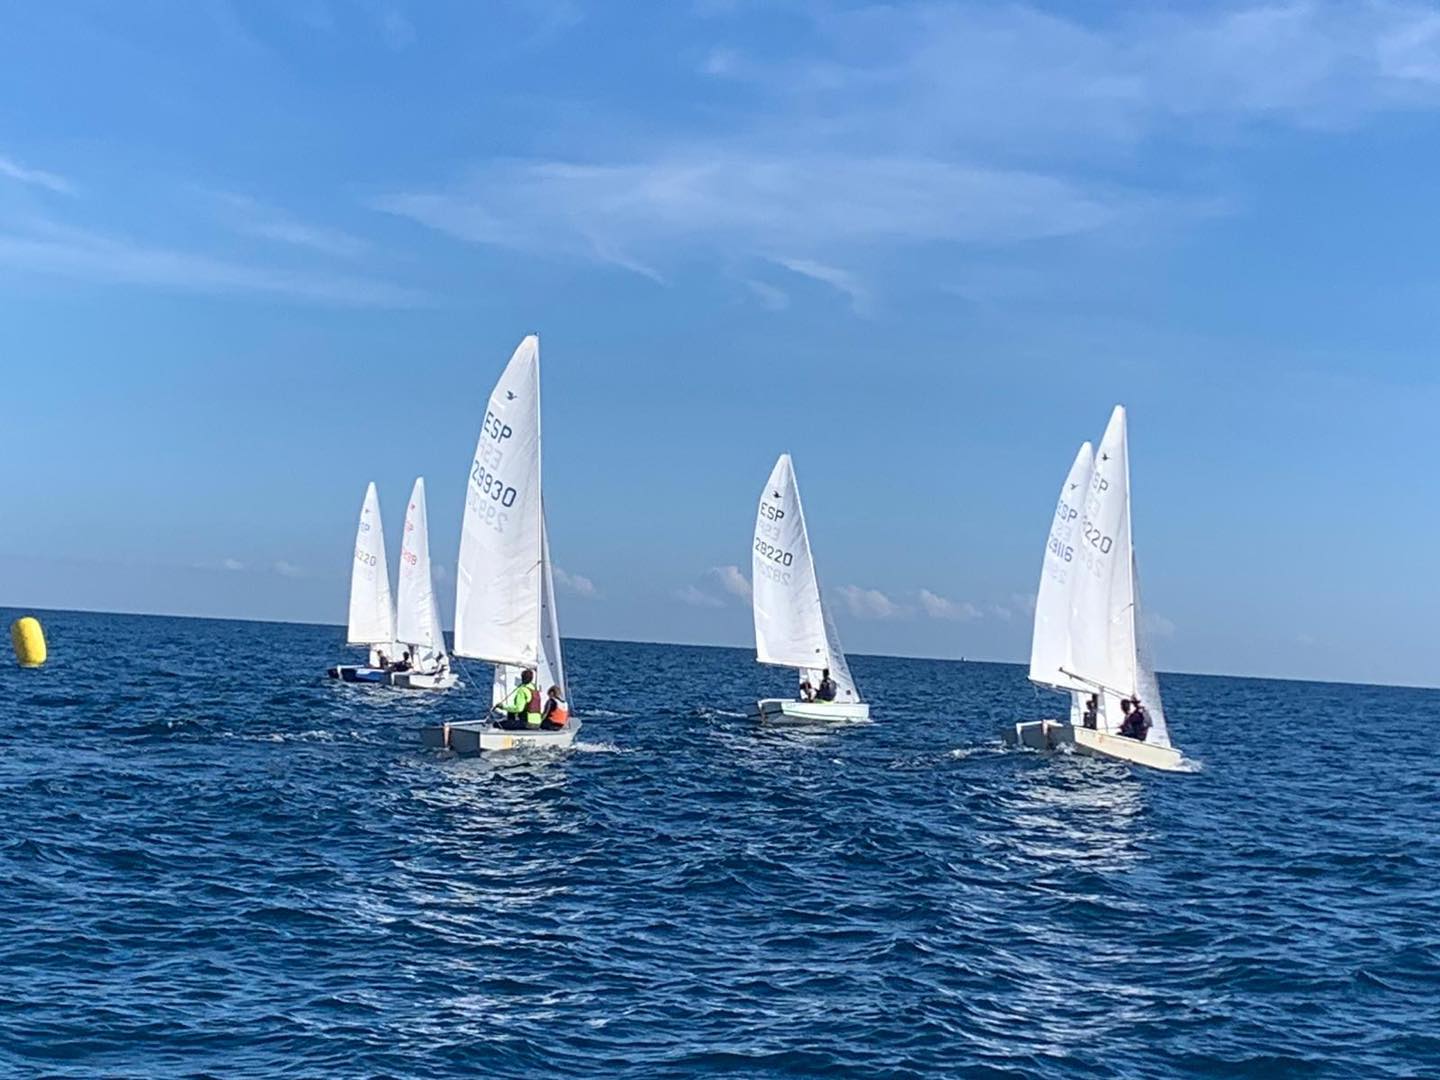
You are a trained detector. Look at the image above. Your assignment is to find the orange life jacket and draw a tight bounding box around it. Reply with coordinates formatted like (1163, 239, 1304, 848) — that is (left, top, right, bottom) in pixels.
(547, 701, 569, 727)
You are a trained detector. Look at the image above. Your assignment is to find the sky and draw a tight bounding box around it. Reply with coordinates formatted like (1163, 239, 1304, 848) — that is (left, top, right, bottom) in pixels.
(1, 0, 1438, 688)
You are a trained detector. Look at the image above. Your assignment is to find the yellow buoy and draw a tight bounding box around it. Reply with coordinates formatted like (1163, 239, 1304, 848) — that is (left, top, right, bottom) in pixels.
(11, 616, 47, 668)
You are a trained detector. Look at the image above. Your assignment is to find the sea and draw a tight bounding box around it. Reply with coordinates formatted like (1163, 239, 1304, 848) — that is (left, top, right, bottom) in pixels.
(1, 608, 1437, 1079)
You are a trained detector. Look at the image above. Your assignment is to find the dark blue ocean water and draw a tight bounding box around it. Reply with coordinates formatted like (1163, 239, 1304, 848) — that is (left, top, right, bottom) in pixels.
(2, 609, 1438, 1079)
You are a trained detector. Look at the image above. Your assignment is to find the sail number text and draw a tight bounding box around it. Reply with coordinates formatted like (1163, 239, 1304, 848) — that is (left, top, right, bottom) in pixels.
(482, 411, 513, 443)
(1080, 519, 1114, 555)
(469, 462, 518, 508)
(754, 539, 794, 566)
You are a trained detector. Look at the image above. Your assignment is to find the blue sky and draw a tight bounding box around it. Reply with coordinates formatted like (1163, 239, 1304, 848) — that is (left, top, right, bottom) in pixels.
(2, 1, 1438, 687)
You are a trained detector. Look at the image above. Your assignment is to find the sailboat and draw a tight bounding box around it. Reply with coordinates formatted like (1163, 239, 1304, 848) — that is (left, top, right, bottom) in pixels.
(1005, 406, 1184, 771)
(421, 335, 578, 753)
(748, 453, 868, 723)
(387, 477, 458, 691)
(328, 481, 398, 684)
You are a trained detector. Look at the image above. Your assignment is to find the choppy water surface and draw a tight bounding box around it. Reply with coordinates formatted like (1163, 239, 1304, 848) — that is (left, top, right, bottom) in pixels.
(2, 609, 1437, 1078)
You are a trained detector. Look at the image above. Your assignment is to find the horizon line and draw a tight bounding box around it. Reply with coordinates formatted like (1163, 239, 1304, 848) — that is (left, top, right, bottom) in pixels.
(3, 602, 1435, 695)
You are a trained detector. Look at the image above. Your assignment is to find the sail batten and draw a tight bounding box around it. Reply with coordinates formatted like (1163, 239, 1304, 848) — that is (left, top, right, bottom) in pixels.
(346, 481, 396, 648)
(751, 454, 860, 703)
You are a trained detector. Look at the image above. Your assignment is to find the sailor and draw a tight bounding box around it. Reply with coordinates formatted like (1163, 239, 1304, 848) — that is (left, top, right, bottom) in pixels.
(541, 686, 569, 730)
(798, 678, 815, 702)
(392, 649, 412, 673)
(496, 668, 542, 730)
(1082, 694, 1099, 730)
(815, 668, 837, 702)
(1117, 698, 1152, 741)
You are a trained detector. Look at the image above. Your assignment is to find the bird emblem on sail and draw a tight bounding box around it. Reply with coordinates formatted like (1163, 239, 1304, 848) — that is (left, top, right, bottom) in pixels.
(506, 390, 516, 401)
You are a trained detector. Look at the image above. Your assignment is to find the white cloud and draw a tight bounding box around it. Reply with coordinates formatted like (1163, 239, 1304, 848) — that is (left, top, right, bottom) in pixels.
(214, 192, 368, 258)
(554, 566, 597, 597)
(1143, 611, 1176, 639)
(837, 584, 907, 619)
(373, 1, 1440, 312)
(701, 47, 740, 77)
(1011, 592, 1038, 616)
(918, 589, 982, 621)
(0, 219, 425, 307)
(377, 5, 417, 50)
(375, 154, 1134, 280)
(274, 560, 305, 578)
(222, 558, 246, 572)
(709, 564, 751, 600)
(773, 256, 871, 315)
(0, 154, 74, 195)
(672, 584, 724, 608)
(741, 276, 789, 310)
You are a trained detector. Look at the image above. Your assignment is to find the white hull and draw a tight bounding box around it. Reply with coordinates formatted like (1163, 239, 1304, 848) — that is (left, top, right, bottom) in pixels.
(1004, 720, 1185, 772)
(749, 698, 870, 724)
(387, 670, 459, 691)
(421, 718, 581, 754)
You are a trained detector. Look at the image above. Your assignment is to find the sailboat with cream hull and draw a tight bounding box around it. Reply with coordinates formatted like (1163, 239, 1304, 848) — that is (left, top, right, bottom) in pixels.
(420, 335, 579, 752)
(388, 477, 458, 691)
(329, 481, 398, 684)
(748, 454, 868, 723)
(1005, 407, 1185, 771)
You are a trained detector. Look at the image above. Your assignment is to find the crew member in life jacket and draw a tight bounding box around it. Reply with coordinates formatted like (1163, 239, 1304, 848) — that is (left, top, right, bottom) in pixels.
(815, 669, 837, 702)
(496, 668, 543, 730)
(1082, 694, 1099, 730)
(1117, 697, 1152, 741)
(541, 685, 569, 730)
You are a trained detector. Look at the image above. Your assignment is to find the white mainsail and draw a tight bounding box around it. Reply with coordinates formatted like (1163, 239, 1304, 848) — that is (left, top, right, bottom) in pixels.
(1066, 406, 1170, 747)
(453, 335, 569, 708)
(395, 477, 447, 671)
(346, 481, 396, 650)
(751, 454, 860, 702)
(1028, 441, 1094, 694)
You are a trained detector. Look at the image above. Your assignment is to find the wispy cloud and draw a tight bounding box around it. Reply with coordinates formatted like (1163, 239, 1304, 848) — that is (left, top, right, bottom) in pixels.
(375, 154, 1135, 282)
(374, 2, 1440, 313)
(222, 558, 246, 572)
(741, 276, 789, 310)
(273, 560, 305, 578)
(1143, 611, 1176, 639)
(672, 583, 725, 608)
(773, 256, 871, 314)
(554, 566, 597, 597)
(0, 154, 74, 196)
(214, 192, 368, 258)
(710, 565, 751, 600)
(836, 584, 908, 620)
(376, 4, 417, 49)
(918, 589, 982, 621)
(0, 218, 425, 307)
